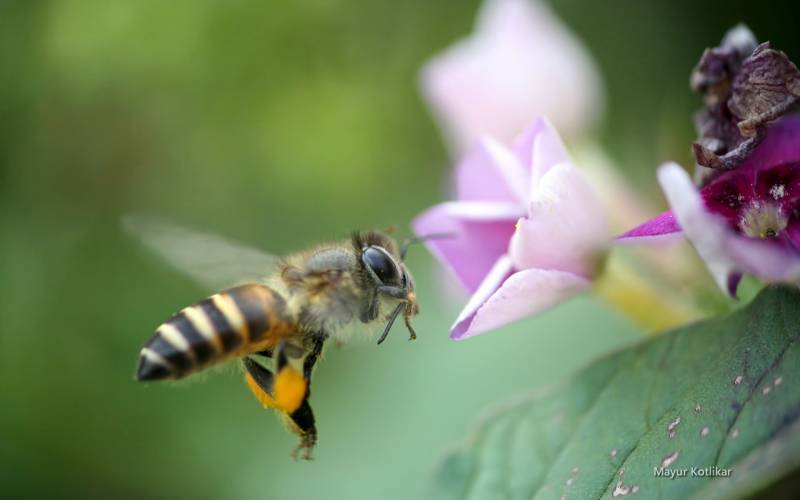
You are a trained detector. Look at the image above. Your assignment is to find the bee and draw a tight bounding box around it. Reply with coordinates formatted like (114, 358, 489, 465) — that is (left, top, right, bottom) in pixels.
(125, 216, 428, 459)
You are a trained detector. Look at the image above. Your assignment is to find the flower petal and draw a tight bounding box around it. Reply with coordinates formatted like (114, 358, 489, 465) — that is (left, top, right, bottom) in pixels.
(413, 202, 521, 292)
(511, 116, 570, 190)
(699, 168, 756, 226)
(752, 159, 800, 214)
(786, 218, 800, 251)
(616, 210, 683, 244)
(727, 272, 743, 297)
(658, 163, 739, 292)
(658, 162, 800, 294)
(509, 163, 609, 277)
(450, 256, 591, 340)
(456, 136, 528, 204)
(450, 255, 514, 339)
(725, 233, 800, 283)
(740, 116, 800, 172)
(431, 201, 525, 220)
(419, 0, 604, 155)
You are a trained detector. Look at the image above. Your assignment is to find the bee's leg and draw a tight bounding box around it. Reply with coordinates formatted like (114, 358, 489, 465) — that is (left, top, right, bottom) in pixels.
(289, 334, 328, 460)
(269, 341, 310, 413)
(271, 341, 318, 460)
(287, 399, 317, 460)
(243, 354, 316, 460)
(360, 292, 380, 322)
(254, 347, 273, 358)
(377, 285, 408, 300)
(302, 334, 326, 381)
(275, 340, 289, 370)
(242, 356, 276, 407)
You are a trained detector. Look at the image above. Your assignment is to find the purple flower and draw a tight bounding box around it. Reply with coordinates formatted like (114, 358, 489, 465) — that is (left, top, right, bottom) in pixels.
(414, 118, 610, 339)
(621, 117, 800, 295)
(420, 0, 603, 156)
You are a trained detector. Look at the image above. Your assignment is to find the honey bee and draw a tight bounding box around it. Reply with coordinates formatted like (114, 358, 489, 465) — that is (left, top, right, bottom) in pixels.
(125, 216, 426, 459)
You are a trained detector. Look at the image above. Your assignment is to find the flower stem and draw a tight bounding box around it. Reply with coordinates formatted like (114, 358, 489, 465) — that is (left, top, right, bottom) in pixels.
(594, 252, 705, 333)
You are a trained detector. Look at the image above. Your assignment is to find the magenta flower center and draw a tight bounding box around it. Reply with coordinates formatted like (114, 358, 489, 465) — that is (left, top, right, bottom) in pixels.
(739, 201, 788, 238)
(701, 161, 800, 248)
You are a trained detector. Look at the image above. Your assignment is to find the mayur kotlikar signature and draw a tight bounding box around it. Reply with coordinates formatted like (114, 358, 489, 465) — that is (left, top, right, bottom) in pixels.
(654, 466, 733, 479)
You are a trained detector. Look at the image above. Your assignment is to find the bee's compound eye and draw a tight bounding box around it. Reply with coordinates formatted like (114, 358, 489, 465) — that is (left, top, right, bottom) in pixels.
(362, 246, 398, 284)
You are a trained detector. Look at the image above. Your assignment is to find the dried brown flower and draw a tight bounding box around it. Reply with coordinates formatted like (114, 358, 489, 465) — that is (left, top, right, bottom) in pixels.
(691, 25, 800, 176)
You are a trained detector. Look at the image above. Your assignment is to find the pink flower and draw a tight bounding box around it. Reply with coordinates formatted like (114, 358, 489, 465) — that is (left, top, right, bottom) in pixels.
(413, 118, 610, 339)
(620, 117, 800, 295)
(420, 0, 603, 155)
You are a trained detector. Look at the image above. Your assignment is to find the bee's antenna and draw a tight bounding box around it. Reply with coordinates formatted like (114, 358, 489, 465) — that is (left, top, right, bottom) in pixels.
(377, 303, 404, 345)
(400, 232, 456, 260)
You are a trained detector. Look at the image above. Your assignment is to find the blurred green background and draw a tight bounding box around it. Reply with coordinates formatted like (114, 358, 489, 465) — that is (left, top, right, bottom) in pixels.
(1, 1, 799, 499)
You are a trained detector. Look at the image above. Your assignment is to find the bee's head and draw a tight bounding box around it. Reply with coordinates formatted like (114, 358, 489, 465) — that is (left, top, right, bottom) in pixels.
(352, 230, 417, 345)
(353, 229, 451, 345)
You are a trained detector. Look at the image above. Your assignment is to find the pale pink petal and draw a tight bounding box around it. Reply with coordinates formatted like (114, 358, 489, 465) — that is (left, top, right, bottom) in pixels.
(509, 163, 609, 277)
(456, 136, 528, 204)
(616, 210, 684, 245)
(660, 162, 800, 295)
(451, 257, 591, 340)
(432, 201, 525, 220)
(726, 236, 800, 283)
(413, 202, 521, 292)
(786, 219, 800, 250)
(419, 0, 604, 156)
(511, 116, 571, 189)
(658, 163, 738, 292)
(450, 255, 514, 338)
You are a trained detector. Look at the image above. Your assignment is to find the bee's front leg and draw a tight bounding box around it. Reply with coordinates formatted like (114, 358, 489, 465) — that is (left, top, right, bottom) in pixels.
(360, 295, 380, 322)
(377, 285, 408, 300)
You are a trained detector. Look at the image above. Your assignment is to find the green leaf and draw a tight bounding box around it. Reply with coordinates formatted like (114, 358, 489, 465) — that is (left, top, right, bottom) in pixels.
(429, 285, 800, 500)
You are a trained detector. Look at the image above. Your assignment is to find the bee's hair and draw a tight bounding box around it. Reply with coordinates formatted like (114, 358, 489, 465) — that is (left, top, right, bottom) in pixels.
(350, 230, 399, 258)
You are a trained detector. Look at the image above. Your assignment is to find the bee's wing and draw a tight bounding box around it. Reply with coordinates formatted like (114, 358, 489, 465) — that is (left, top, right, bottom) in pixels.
(123, 215, 279, 292)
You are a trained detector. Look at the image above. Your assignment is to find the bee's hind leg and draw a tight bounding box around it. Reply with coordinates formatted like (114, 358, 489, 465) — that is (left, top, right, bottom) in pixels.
(244, 343, 318, 460)
(242, 355, 316, 460)
(286, 399, 317, 460)
(284, 335, 326, 460)
(276, 340, 321, 460)
(242, 357, 277, 408)
(243, 340, 325, 461)
(254, 347, 273, 358)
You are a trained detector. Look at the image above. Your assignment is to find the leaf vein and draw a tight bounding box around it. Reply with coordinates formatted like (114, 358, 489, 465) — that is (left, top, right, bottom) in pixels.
(527, 358, 633, 500)
(597, 334, 679, 499)
(713, 293, 799, 467)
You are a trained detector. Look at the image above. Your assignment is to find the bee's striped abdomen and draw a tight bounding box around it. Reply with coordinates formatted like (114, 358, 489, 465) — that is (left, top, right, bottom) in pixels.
(136, 284, 293, 381)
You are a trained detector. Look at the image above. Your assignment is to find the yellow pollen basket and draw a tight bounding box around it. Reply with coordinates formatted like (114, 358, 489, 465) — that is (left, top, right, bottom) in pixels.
(245, 367, 307, 414)
(272, 366, 307, 414)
